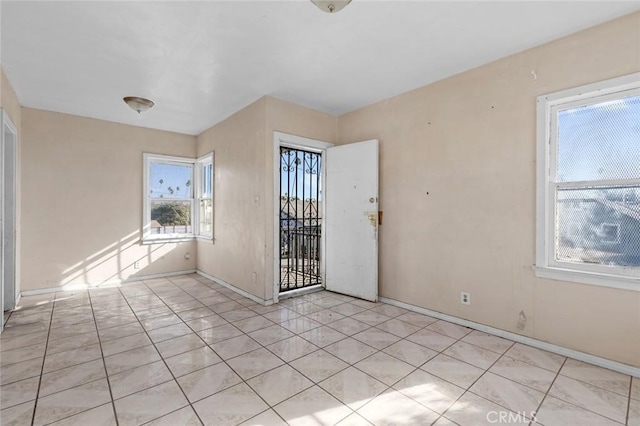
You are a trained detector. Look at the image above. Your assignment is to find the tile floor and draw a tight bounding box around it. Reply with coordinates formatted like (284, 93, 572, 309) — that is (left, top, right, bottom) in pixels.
(1, 273, 638, 426)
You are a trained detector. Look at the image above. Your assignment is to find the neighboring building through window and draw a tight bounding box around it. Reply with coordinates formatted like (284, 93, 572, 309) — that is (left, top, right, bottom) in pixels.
(143, 153, 214, 242)
(535, 73, 640, 290)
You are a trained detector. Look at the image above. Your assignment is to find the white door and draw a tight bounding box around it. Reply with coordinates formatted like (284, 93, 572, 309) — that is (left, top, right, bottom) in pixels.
(325, 140, 379, 301)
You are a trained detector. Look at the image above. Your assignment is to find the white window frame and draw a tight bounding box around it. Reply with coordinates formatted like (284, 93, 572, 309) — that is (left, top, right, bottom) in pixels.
(195, 152, 214, 241)
(143, 153, 196, 243)
(534, 72, 640, 291)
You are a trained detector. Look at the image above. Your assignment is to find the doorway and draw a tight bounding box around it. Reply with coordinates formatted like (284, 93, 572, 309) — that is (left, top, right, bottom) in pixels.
(279, 146, 323, 293)
(1, 110, 18, 326)
(274, 133, 333, 301)
(273, 132, 380, 304)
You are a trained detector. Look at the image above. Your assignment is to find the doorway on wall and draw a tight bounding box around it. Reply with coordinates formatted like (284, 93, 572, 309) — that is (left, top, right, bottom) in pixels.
(1, 110, 18, 331)
(279, 146, 323, 294)
(273, 132, 379, 304)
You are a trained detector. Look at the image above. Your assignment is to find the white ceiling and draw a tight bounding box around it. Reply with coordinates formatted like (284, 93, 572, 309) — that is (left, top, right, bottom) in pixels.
(2, 1, 639, 135)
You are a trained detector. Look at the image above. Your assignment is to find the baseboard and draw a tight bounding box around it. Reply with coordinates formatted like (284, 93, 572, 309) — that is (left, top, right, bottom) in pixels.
(195, 270, 271, 306)
(380, 296, 640, 378)
(20, 269, 198, 297)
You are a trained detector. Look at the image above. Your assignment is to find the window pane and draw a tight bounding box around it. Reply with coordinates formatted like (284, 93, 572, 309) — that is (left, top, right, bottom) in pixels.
(202, 163, 213, 198)
(557, 94, 640, 182)
(150, 200, 192, 235)
(556, 186, 640, 267)
(199, 199, 213, 237)
(150, 162, 192, 198)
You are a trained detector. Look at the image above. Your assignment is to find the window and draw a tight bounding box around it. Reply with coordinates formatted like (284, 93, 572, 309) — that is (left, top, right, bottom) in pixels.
(535, 73, 640, 290)
(196, 154, 214, 239)
(143, 153, 213, 242)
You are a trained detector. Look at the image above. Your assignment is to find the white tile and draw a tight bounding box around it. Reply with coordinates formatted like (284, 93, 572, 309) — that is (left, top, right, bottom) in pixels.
(247, 364, 313, 406)
(48, 403, 116, 426)
(548, 375, 628, 423)
(274, 385, 352, 426)
(1, 376, 40, 409)
(266, 335, 319, 362)
(39, 359, 106, 397)
(290, 349, 350, 383)
(211, 335, 262, 360)
(108, 361, 173, 399)
(104, 345, 161, 375)
(192, 383, 269, 426)
(164, 346, 222, 377)
(382, 340, 438, 367)
(354, 352, 414, 386)
(461, 330, 514, 354)
(560, 358, 631, 397)
(177, 362, 242, 403)
(358, 389, 440, 426)
(324, 338, 378, 365)
(504, 343, 565, 373)
(469, 372, 544, 415)
(145, 406, 202, 426)
(421, 354, 485, 389)
(0, 400, 35, 425)
(443, 341, 501, 370)
(536, 396, 622, 426)
(444, 392, 526, 426)
(34, 378, 112, 425)
(319, 367, 388, 410)
(114, 380, 189, 426)
(239, 409, 287, 426)
(489, 355, 557, 393)
(393, 370, 464, 414)
(227, 348, 284, 380)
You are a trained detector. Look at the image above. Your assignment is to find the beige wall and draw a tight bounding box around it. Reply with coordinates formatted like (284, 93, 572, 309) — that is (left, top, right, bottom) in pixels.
(21, 108, 197, 291)
(337, 12, 640, 366)
(196, 98, 268, 298)
(196, 96, 337, 300)
(1, 68, 22, 298)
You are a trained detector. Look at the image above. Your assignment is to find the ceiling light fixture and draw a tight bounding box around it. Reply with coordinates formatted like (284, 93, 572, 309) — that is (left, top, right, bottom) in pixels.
(311, 0, 351, 13)
(123, 96, 154, 113)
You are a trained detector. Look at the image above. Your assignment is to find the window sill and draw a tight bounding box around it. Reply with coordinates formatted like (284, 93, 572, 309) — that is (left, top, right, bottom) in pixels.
(533, 265, 640, 291)
(141, 236, 195, 245)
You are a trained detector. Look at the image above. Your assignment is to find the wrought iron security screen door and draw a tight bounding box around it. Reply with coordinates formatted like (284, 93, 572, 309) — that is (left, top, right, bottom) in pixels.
(279, 147, 323, 293)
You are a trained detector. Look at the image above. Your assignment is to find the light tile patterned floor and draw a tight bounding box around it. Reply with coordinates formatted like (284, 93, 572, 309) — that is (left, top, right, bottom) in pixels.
(1, 273, 639, 426)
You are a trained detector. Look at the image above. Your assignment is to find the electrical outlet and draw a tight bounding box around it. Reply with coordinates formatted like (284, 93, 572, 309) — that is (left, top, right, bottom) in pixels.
(133, 261, 140, 269)
(460, 292, 471, 305)
(185, 253, 191, 260)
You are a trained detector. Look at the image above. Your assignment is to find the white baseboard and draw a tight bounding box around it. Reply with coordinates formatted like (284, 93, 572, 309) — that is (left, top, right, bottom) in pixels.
(20, 269, 197, 297)
(195, 270, 271, 306)
(380, 296, 640, 378)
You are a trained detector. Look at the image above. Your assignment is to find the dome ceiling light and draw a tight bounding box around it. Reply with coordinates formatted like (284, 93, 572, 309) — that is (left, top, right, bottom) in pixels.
(311, 0, 351, 14)
(123, 96, 154, 113)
